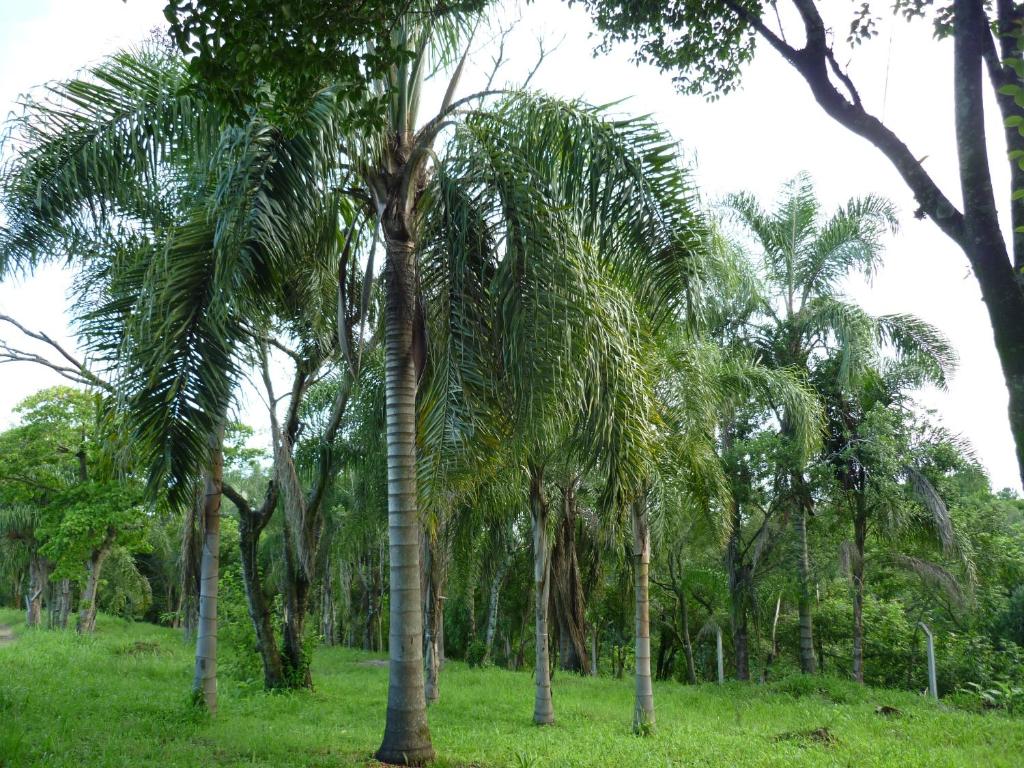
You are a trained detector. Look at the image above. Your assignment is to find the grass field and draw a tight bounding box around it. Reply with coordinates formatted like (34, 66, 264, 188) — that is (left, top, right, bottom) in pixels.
(0, 607, 1020, 767)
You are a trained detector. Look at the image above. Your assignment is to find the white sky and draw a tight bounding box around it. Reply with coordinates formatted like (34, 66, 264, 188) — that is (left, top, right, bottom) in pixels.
(0, 0, 1020, 492)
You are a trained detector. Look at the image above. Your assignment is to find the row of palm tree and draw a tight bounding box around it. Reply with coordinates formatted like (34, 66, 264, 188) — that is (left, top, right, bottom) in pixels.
(0, 7, 976, 765)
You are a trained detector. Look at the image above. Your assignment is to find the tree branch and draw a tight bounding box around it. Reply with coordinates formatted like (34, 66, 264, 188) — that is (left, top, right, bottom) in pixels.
(0, 315, 111, 392)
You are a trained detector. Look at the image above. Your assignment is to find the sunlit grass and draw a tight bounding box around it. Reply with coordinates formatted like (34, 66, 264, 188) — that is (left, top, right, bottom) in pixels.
(0, 607, 1019, 767)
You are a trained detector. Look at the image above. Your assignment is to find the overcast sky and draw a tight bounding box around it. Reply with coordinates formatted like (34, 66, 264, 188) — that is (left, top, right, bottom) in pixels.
(0, 0, 1020, 493)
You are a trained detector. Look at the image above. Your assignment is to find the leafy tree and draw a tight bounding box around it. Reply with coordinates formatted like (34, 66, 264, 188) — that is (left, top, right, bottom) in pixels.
(722, 174, 948, 673)
(578, 0, 1024, 489)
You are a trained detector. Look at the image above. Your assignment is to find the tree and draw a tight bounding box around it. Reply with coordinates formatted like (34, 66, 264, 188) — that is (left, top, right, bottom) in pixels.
(722, 174, 939, 673)
(818, 356, 974, 682)
(579, 0, 1024, 490)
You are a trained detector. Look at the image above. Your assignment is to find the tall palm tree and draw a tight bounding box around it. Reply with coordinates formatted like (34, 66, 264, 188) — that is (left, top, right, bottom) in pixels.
(818, 353, 974, 683)
(725, 173, 913, 673)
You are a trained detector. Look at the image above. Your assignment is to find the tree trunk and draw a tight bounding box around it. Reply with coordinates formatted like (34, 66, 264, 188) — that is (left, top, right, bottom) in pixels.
(793, 507, 817, 674)
(725, 497, 750, 681)
(550, 479, 590, 675)
(951, 0, 1024, 489)
(376, 236, 434, 766)
(322, 554, 337, 646)
(282, 519, 313, 688)
(192, 427, 224, 713)
(851, 495, 868, 684)
(483, 554, 508, 663)
(631, 496, 655, 733)
(422, 524, 447, 705)
(237, 502, 286, 690)
(76, 531, 114, 634)
(26, 554, 49, 628)
(53, 579, 71, 630)
(529, 461, 555, 725)
(680, 589, 697, 685)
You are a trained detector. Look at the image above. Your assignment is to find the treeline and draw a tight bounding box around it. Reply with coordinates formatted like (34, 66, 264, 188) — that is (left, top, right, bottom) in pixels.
(1, 2, 1023, 764)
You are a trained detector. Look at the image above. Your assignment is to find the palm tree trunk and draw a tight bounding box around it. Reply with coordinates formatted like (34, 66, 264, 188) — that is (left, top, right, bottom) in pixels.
(680, 589, 697, 685)
(321, 554, 337, 646)
(725, 498, 750, 681)
(794, 507, 817, 674)
(852, 496, 868, 683)
(483, 555, 508, 663)
(376, 236, 434, 766)
(631, 497, 655, 733)
(422, 525, 446, 705)
(551, 481, 590, 674)
(192, 427, 224, 713)
(529, 461, 555, 725)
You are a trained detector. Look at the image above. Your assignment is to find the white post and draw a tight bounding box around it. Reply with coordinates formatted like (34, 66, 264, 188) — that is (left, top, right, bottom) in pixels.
(715, 626, 724, 684)
(918, 622, 938, 701)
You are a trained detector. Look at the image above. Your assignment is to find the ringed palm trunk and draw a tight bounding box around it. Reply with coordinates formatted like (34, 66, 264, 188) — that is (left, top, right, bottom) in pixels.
(76, 530, 115, 634)
(529, 462, 555, 725)
(631, 497, 655, 733)
(793, 506, 817, 674)
(192, 427, 224, 713)
(376, 235, 434, 766)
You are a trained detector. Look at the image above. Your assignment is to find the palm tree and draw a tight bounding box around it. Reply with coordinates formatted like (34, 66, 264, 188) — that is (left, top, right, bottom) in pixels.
(817, 352, 974, 683)
(725, 173, 907, 673)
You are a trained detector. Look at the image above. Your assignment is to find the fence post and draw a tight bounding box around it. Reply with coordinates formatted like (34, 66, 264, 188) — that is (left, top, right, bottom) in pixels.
(918, 622, 938, 701)
(715, 626, 724, 684)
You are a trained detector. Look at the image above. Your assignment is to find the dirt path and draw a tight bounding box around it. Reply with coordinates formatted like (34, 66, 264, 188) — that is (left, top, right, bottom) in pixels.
(0, 624, 14, 646)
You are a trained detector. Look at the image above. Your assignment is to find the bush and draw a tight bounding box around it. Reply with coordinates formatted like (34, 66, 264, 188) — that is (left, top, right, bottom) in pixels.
(466, 640, 488, 668)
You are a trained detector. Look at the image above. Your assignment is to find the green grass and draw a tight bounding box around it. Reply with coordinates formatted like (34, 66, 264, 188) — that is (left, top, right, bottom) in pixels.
(0, 607, 1020, 767)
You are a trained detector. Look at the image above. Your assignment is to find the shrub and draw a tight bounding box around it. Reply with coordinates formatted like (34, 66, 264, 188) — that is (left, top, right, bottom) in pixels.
(466, 640, 488, 668)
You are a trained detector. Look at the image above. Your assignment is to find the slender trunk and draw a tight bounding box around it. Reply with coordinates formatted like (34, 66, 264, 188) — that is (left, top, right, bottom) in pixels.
(76, 532, 114, 634)
(793, 507, 817, 674)
(180, 485, 203, 642)
(192, 428, 224, 713)
(322, 554, 336, 646)
(376, 236, 434, 766)
(680, 589, 697, 685)
(422, 525, 446, 705)
(467, 587, 477, 643)
(631, 496, 655, 733)
(725, 499, 750, 681)
(852, 495, 868, 684)
(483, 555, 507, 663)
(529, 461, 554, 725)
(237, 505, 286, 689)
(26, 554, 48, 628)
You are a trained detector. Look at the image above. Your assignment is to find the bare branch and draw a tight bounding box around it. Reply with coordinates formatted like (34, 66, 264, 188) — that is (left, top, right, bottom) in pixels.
(0, 314, 111, 391)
